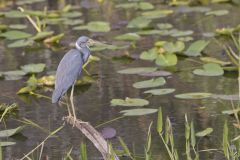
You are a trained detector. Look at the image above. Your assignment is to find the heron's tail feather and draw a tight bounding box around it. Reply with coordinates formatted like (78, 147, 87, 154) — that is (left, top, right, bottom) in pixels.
(52, 88, 62, 103)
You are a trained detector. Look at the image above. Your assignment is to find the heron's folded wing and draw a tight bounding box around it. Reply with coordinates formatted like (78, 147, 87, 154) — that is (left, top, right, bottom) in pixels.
(52, 49, 83, 103)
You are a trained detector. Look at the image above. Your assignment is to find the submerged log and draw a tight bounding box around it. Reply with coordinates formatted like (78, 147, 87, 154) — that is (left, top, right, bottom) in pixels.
(64, 116, 119, 160)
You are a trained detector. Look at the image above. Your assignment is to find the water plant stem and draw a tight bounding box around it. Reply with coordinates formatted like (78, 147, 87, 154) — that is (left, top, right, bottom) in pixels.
(18, 7, 42, 33)
(19, 125, 64, 160)
(95, 116, 125, 128)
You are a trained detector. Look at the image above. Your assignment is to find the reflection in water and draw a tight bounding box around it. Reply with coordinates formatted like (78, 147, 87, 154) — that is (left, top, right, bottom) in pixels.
(0, 0, 239, 159)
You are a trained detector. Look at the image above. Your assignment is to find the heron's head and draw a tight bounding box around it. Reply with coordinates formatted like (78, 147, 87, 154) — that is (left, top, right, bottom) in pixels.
(75, 36, 96, 51)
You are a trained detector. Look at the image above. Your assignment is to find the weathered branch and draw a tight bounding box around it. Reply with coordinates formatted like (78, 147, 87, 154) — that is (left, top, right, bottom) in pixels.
(64, 116, 119, 160)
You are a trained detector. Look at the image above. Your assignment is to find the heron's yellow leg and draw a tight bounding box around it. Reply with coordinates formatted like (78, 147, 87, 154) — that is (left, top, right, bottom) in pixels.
(83, 59, 91, 75)
(82, 60, 90, 68)
(64, 93, 72, 117)
(70, 82, 77, 126)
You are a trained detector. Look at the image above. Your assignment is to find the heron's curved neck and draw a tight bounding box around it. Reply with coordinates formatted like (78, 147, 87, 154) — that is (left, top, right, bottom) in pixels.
(75, 42, 82, 50)
(78, 47, 90, 64)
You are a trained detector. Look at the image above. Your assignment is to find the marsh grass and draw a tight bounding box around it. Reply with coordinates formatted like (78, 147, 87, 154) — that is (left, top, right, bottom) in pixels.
(12, 106, 240, 160)
(222, 120, 240, 160)
(223, 33, 240, 68)
(114, 107, 240, 160)
(18, 7, 46, 33)
(0, 103, 18, 123)
(16, 117, 50, 134)
(222, 100, 240, 160)
(19, 125, 64, 160)
(64, 147, 73, 160)
(80, 143, 88, 160)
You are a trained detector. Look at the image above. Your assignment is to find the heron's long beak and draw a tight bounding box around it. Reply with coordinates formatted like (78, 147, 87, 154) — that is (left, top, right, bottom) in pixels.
(87, 39, 111, 46)
(87, 39, 97, 46)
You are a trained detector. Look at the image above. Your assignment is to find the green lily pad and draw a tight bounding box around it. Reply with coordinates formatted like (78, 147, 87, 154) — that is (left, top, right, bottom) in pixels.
(140, 48, 157, 60)
(9, 24, 27, 30)
(139, 71, 172, 77)
(0, 126, 25, 138)
(91, 43, 127, 52)
(116, 2, 154, 10)
(141, 9, 173, 19)
(115, 3, 139, 9)
(17, 86, 35, 94)
(0, 12, 4, 17)
(184, 40, 210, 56)
(16, 0, 45, 5)
(170, 30, 193, 37)
(144, 88, 175, 95)
(75, 21, 111, 32)
(205, 10, 229, 16)
(176, 6, 210, 13)
(178, 36, 193, 42)
(8, 39, 33, 48)
(175, 92, 212, 99)
(193, 63, 224, 76)
(155, 53, 178, 67)
(75, 75, 97, 86)
(111, 97, 149, 107)
(114, 33, 140, 41)
(133, 77, 166, 89)
(0, 30, 32, 40)
(138, 2, 154, 10)
(120, 108, 158, 116)
(117, 67, 157, 74)
(31, 31, 54, 41)
(196, 128, 213, 137)
(202, 32, 215, 38)
(26, 75, 38, 87)
(4, 10, 25, 18)
(215, 27, 235, 36)
(44, 18, 65, 25)
(88, 21, 110, 32)
(44, 33, 64, 43)
(63, 19, 83, 26)
(163, 41, 185, 53)
(23, 10, 48, 17)
(157, 23, 173, 29)
(3, 70, 26, 80)
(127, 16, 152, 29)
(157, 29, 179, 36)
(37, 75, 55, 86)
(154, 41, 166, 47)
(21, 63, 46, 74)
(0, 142, 16, 147)
(73, 25, 88, 30)
(0, 24, 7, 31)
(137, 30, 164, 35)
(62, 11, 82, 18)
(17, 75, 38, 94)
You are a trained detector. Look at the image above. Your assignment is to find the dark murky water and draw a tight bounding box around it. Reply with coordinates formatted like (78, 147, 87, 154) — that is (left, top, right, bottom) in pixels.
(0, 0, 239, 159)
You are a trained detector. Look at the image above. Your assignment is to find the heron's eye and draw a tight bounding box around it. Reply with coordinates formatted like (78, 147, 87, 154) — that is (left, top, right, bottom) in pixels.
(79, 41, 88, 47)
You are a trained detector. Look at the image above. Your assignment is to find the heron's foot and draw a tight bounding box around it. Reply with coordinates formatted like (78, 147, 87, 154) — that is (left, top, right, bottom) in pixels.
(72, 116, 77, 127)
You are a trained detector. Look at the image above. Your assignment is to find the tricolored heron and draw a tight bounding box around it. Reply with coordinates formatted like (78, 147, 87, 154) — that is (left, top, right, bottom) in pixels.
(52, 36, 96, 122)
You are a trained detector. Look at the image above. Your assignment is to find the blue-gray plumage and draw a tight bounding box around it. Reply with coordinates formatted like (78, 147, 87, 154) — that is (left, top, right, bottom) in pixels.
(52, 36, 94, 103)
